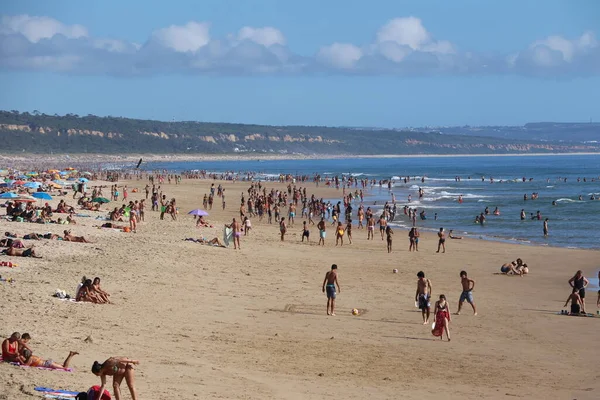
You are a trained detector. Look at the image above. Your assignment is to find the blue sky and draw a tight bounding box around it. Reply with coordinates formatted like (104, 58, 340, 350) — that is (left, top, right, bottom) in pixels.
(1, 0, 599, 127)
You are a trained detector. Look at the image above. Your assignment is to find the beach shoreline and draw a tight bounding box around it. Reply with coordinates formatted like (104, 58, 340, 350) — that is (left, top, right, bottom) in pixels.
(2, 151, 600, 168)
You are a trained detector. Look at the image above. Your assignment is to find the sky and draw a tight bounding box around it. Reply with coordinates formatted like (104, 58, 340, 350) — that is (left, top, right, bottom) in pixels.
(1, 0, 599, 127)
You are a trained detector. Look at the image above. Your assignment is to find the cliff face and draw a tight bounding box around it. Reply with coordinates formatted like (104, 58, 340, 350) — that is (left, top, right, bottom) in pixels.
(1, 111, 599, 154)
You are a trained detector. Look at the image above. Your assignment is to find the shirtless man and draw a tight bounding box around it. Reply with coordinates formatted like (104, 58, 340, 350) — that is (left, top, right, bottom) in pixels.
(322, 264, 341, 316)
(317, 217, 326, 246)
(456, 270, 477, 315)
(228, 218, 242, 250)
(1, 246, 42, 258)
(288, 203, 296, 226)
(1, 332, 21, 362)
(367, 215, 375, 240)
(415, 271, 432, 324)
(378, 215, 387, 240)
(568, 270, 589, 313)
(436, 227, 446, 253)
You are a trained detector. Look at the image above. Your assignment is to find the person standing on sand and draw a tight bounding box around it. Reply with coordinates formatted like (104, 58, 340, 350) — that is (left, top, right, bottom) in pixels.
(367, 214, 375, 240)
(301, 221, 310, 242)
(436, 227, 446, 253)
(378, 214, 387, 240)
(228, 218, 242, 250)
(385, 225, 393, 253)
(345, 219, 353, 244)
(568, 270, 589, 313)
(335, 222, 344, 246)
(543, 218, 549, 237)
(432, 294, 451, 341)
(456, 271, 477, 315)
(279, 217, 287, 241)
(415, 271, 432, 324)
(322, 264, 340, 316)
(317, 217, 326, 246)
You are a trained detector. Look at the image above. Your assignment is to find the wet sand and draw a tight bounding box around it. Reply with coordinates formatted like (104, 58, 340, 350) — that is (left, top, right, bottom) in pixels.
(0, 178, 598, 400)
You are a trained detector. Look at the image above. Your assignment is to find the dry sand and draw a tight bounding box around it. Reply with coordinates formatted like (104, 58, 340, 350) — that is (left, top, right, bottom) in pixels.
(1, 178, 598, 400)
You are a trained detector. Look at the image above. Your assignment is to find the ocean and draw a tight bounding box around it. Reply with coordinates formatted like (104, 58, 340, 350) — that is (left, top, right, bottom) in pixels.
(144, 154, 600, 251)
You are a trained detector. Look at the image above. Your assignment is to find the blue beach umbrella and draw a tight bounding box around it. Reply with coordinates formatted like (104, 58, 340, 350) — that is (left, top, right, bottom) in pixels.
(23, 182, 41, 189)
(78, 177, 89, 183)
(0, 192, 19, 199)
(32, 192, 53, 200)
(188, 209, 209, 216)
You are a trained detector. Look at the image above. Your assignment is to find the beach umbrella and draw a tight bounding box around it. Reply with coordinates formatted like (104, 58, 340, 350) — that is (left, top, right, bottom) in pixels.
(82, 171, 92, 176)
(188, 209, 209, 216)
(32, 192, 53, 200)
(15, 198, 36, 203)
(78, 178, 89, 183)
(59, 171, 69, 175)
(48, 182, 62, 188)
(23, 182, 41, 189)
(26, 172, 38, 176)
(13, 180, 26, 185)
(47, 169, 59, 173)
(92, 197, 110, 204)
(0, 192, 19, 199)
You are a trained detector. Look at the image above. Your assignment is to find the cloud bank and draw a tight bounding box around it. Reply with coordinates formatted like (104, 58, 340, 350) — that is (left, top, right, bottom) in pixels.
(0, 14, 598, 76)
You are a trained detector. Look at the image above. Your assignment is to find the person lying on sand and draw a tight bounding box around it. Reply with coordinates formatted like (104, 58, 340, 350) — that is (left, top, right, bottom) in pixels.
(20, 349, 78, 370)
(92, 357, 140, 400)
(63, 230, 91, 243)
(184, 237, 226, 247)
(1, 246, 42, 258)
(448, 230, 463, 239)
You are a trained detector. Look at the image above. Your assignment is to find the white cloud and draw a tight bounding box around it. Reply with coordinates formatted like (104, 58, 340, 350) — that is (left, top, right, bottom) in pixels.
(0, 14, 87, 42)
(237, 27, 285, 47)
(317, 43, 362, 69)
(0, 14, 597, 76)
(151, 21, 210, 53)
(376, 17, 430, 50)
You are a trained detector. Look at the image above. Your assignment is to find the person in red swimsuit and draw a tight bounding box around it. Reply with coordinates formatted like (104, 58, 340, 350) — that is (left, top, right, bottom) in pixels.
(1, 332, 21, 362)
(432, 295, 452, 341)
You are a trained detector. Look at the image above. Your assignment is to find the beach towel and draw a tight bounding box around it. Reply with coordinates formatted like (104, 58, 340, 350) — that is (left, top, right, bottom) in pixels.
(223, 226, 233, 247)
(35, 387, 79, 399)
(0, 357, 73, 372)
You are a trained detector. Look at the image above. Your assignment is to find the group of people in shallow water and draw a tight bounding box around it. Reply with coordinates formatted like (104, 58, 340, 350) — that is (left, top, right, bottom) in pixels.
(2, 332, 139, 399)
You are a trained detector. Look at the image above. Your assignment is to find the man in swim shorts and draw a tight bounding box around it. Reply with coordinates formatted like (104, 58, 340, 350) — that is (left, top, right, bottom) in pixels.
(322, 264, 340, 316)
(317, 217, 326, 246)
(500, 261, 522, 276)
(367, 215, 375, 240)
(378, 215, 387, 240)
(415, 271, 432, 324)
(436, 227, 446, 253)
(456, 271, 477, 315)
(301, 221, 310, 242)
(228, 218, 242, 250)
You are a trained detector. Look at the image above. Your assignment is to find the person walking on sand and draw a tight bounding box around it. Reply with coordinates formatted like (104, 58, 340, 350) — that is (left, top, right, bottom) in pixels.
(568, 270, 589, 313)
(436, 227, 446, 253)
(543, 218, 549, 237)
(317, 217, 326, 246)
(279, 217, 287, 241)
(322, 264, 340, 316)
(456, 271, 477, 315)
(92, 357, 140, 400)
(415, 271, 432, 324)
(367, 214, 375, 240)
(335, 222, 344, 246)
(385, 225, 393, 253)
(432, 294, 451, 341)
(227, 218, 242, 250)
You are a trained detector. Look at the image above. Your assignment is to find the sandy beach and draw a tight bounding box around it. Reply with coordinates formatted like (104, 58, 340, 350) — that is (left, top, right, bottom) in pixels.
(1, 177, 598, 400)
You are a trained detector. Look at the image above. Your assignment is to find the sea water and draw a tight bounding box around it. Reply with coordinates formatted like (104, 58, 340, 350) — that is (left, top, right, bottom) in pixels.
(144, 154, 600, 250)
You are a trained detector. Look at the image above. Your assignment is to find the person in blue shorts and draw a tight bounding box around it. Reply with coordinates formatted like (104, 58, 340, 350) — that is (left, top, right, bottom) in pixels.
(456, 270, 477, 315)
(322, 264, 340, 316)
